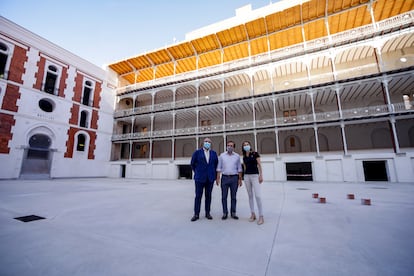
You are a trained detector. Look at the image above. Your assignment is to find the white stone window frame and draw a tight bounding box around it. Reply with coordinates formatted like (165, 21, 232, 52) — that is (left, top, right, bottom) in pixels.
(42, 60, 63, 96)
(79, 107, 92, 129)
(0, 39, 15, 80)
(74, 130, 90, 155)
(0, 82, 6, 107)
(81, 78, 95, 107)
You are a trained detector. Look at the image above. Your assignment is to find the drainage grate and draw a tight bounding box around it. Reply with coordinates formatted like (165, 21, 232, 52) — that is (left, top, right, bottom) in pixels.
(14, 215, 46, 223)
(296, 188, 310, 190)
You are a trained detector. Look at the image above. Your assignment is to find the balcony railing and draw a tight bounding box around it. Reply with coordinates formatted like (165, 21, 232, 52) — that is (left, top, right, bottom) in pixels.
(198, 124, 224, 133)
(198, 93, 223, 105)
(115, 11, 414, 95)
(225, 121, 254, 131)
(112, 103, 413, 141)
(175, 98, 197, 108)
(342, 104, 389, 119)
(153, 102, 174, 112)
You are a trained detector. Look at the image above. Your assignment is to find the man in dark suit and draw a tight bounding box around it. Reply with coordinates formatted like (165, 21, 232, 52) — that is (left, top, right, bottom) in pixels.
(190, 137, 218, 221)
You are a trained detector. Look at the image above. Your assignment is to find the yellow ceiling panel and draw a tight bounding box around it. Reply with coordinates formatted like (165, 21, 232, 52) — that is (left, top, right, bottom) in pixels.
(401, 0, 414, 13)
(108, 61, 131, 75)
(191, 34, 220, 54)
(265, 12, 282, 33)
(280, 5, 302, 28)
(329, 0, 346, 13)
(123, 73, 136, 84)
(351, 6, 373, 28)
(128, 55, 151, 69)
(176, 56, 197, 74)
(250, 36, 268, 56)
(146, 49, 171, 65)
(304, 19, 327, 41)
(223, 42, 249, 62)
(155, 62, 174, 79)
(328, 6, 372, 35)
(137, 67, 154, 82)
(302, 0, 326, 21)
(167, 42, 194, 60)
(217, 25, 248, 47)
(199, 50, 222, 69)
(269, 27, 303, 51)
(245, 17, 267, 39)
(329, 11, 350, 34)
(374, 0, 413, 21)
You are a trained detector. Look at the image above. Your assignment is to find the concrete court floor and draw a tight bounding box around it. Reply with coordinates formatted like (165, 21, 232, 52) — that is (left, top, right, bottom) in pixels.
(0, 177, 413, 276)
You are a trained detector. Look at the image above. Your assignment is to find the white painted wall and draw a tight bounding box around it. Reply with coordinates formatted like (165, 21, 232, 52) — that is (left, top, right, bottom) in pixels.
(111, 150, 414, 183)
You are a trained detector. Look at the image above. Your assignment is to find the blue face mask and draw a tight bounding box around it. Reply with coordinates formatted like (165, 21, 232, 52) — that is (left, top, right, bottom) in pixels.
(243, 145, 251, 152)
(203, 142, 211, 150)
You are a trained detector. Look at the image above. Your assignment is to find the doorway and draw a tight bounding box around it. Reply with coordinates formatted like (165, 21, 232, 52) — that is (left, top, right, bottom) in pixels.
(363, 160, 388, 181)
(20, 134, 53, 179)
(178, 165, 192, 179)
(286, 162, 313, 181)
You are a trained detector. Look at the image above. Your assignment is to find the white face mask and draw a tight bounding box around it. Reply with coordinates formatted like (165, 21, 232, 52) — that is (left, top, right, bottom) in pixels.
(226, 146, 234, 153)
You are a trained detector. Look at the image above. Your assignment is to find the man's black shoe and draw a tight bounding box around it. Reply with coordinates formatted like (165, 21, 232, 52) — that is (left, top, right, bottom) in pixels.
(231, 214, 239, 220)
(205, 214, 213, 220)
(221, 214, 228, 220)
(191, 215, 199, 222)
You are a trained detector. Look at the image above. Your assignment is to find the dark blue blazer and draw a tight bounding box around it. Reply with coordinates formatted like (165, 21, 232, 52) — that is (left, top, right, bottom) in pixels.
(191, 148, 218, 183)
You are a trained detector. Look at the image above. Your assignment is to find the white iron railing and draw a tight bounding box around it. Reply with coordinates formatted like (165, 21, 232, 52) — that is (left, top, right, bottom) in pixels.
(112, 103, 414, 141)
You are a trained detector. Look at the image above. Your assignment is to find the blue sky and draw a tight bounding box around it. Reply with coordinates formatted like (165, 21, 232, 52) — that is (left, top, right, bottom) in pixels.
(1, 0, 273, 67)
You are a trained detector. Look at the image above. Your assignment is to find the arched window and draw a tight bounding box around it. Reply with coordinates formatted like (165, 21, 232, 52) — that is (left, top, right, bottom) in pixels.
(0, 42, 9, 79)
(290, 137, 295, 147)
(76, 134, 86, 151)
(44, 65, 58, 94)
(82, 80, 94, 106)
(80, 110, 88, 128)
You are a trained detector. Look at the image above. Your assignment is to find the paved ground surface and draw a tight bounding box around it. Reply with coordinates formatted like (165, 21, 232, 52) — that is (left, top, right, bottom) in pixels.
(0, 177, 413, 276)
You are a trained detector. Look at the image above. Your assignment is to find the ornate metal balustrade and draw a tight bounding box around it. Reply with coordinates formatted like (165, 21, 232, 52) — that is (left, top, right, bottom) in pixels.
(112, 103, 413, 141)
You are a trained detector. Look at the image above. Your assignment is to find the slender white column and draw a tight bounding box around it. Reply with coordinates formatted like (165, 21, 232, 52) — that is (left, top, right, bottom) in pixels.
(129, 140, 132, 161)
(150, 115, 154, 161)
(252, 101, 256, 129)
(172, 112, 176, 160)
(275, 129, 280, 156)
(335, 87, 343, 119)
(314, 126, 320, 156)
(389, 116, 401, 154)
(340, 123, 348, 156)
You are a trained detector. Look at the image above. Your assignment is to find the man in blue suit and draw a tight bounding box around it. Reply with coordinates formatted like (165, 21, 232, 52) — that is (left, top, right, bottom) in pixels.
(190, 137, 219, 221)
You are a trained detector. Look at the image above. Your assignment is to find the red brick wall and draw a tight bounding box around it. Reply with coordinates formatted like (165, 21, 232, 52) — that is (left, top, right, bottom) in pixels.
(0, 113, 15, 154)
(64, 127, 76, 158)
(58, 67, 68, 97)
(8, 46, 27, 84)
(68, 104, 80, 125)
(73, 73, 83, 103)
(91, 109, 99, 129)
(93, 81, 102, 109)
(33, 56, 45, 90)
(2, 84, 20, 112)
(88, 131, 96, 159)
